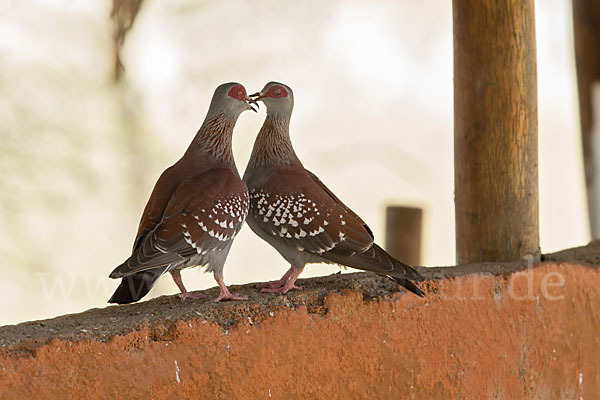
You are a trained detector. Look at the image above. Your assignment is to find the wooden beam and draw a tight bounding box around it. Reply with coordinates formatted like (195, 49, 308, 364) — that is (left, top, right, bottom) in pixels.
(453, 0, 540, 263)
(572, 0, 600, 239)
(385, 206, 422, 266)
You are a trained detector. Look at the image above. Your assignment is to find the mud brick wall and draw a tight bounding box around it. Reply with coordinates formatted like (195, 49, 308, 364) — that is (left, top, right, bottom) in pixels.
(1, 243, 599, 399)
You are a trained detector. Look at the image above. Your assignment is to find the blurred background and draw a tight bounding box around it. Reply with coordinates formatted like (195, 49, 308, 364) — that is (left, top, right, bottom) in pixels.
(0, 0, 588, 325)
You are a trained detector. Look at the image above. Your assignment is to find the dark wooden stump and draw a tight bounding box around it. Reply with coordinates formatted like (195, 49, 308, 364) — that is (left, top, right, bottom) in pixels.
(385, 206, 422, 266)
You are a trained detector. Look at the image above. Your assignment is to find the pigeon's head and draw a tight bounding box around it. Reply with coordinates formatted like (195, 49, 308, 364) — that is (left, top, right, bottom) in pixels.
(208, 82, 258, 117)
(250, 82, 294, 116)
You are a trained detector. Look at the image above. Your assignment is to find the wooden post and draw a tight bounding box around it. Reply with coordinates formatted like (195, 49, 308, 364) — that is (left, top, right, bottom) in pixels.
(385, 206, 422, 266)
(453, 0, 540, 263)
(572, 0, 600, 239)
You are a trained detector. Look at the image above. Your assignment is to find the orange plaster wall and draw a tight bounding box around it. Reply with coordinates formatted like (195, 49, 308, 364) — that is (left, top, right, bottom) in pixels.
(0, 262, 598, 399)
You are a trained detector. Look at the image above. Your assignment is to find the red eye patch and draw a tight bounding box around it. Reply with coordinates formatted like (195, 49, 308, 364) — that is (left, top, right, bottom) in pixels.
(267, 85, 288, 98)
(228, 85, 247, 101)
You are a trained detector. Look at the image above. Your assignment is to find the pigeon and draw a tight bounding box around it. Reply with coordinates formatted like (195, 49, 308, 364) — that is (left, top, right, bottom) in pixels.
(108, 82, 257, 303)
(243, 82, 424, 296)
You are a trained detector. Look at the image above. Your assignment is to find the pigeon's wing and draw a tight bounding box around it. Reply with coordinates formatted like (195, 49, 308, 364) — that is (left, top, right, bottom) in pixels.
(110, 168, 249, 278)
(249, 168, 422, 282)
(250, 168, 370, 252)
(131, 165, 179, 252)
(306, 170, 422, 281)
(306, 170, 374, 238)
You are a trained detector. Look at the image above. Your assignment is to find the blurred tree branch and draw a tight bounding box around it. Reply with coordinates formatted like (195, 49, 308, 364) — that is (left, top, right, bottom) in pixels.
(111, 0, 145, 82)
(110, 0, 153, 210)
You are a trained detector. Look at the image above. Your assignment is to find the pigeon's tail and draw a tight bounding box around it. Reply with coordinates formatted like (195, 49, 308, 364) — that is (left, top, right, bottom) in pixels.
(323, 243, 425, 297)
(389, 276, 425, 297)
(108, 267, 168, 304)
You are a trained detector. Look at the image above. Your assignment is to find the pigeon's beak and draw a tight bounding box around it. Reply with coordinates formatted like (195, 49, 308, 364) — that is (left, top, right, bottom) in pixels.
(250, 91, 267, 101)
(245, 96, 259, 112)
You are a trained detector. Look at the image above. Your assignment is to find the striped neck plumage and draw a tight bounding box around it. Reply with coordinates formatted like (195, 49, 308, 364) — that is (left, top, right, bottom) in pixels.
(248, 113, 300, 169)
(188, 111, 237, 166)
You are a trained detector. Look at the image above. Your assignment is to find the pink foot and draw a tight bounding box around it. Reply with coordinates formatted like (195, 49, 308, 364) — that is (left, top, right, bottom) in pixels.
(212, 275, 248, 302)
(213, 292, 248, 302)
(171, 270, 206, 302)
(179, 291, 207, 301)
(261, 284, 303, 294)
(256, 267, 295, 289)
(261, 267, 304, 294)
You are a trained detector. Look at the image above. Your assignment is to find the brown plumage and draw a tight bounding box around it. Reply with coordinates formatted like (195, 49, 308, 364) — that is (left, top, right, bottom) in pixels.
(108, 82, 256, 304)
(243, 82, 424, 296)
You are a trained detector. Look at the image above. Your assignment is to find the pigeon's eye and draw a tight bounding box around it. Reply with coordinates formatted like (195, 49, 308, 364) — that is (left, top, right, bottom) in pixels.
(227, 85, 246, 100)
(268, 85, 288, 98)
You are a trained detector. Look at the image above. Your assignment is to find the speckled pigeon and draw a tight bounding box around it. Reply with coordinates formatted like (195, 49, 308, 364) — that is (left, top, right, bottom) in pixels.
(109, 82, 257, 304)
(243, 82, 424, 296)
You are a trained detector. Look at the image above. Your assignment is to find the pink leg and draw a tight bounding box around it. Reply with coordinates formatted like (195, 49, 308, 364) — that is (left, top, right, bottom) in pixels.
(213, 275, 248, 302)
(261, 267, 304, 294)
(170, 270, 206, 301)
(255, 267, 295, 289)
